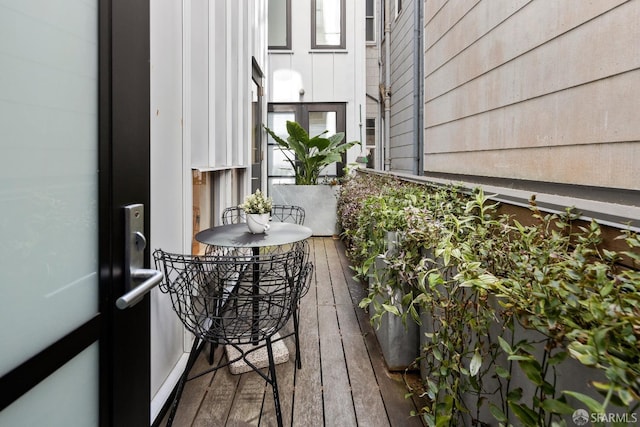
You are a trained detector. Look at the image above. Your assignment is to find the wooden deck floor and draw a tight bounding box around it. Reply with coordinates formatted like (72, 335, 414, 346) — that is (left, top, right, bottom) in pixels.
(160, 237, 426, 427)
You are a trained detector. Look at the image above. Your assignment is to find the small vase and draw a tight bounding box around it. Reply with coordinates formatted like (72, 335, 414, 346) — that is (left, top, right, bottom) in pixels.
(246, 213, 270, 234)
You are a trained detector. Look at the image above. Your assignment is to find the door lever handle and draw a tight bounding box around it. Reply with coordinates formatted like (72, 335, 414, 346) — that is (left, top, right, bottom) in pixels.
(117, 204, 161, 310)
(116, 268, 163, 309)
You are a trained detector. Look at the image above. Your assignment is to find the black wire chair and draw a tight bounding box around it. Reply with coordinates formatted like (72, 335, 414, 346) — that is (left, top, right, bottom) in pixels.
(203, 240, 313, 370)
(221, 204, 306, 225)
(218, 203, 310, 368)
(271, 204, 305, 225)
(220, 206, 246, 225)
(292, 248, 314, 369)
(154, 248, 305, 427)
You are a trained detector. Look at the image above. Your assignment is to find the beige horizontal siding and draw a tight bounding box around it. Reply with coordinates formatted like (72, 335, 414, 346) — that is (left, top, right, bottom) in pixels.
(423, 141, 640, 190)
(424, 0, 480, 51)
(425, 0, 529, 76)
(426, 70, 640, 152)
(423, 0, 638, 191)
(425, 0, 634, 112)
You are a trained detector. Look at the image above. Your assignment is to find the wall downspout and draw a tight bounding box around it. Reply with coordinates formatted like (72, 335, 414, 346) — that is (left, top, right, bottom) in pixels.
(412, 0, 423, 175)
(383, 0, 391, 171)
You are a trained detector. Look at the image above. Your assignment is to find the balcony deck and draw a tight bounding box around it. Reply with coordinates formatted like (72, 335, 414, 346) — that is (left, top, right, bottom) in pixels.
(159, 237, 426, 427)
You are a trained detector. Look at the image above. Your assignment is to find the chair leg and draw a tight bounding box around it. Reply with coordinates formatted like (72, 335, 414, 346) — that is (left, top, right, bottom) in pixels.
(208, 342, 215, 365)
(293, 302, 302, 369)
(166, 337, 202, 427)
(266, 338, 284, 427)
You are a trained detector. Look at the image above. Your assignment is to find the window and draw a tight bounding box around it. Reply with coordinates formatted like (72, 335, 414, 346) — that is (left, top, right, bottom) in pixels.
(366, 118, 376, 147)
(365, 118, 376, 168)
(365, 0, 375, 42)
(312, 0, 345, 49)
(268, 0, 291, 49)
(267, 103, 347, 185)
(396, 0, 402, 17)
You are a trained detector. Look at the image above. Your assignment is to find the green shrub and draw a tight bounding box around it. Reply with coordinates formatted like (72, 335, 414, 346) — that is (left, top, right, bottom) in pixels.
(338, 171, 640, 427)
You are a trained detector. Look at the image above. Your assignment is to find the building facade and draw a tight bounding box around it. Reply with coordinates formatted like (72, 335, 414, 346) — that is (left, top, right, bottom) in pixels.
(375, 0, 424, 174)
(378, 0, 639, 226)
(266, 0, 367, 187)
(150, 0, 268, 421)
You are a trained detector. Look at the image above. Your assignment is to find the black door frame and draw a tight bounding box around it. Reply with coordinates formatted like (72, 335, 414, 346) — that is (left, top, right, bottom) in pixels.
(100, 0, 151, 425)
(0, 1, 151, 425)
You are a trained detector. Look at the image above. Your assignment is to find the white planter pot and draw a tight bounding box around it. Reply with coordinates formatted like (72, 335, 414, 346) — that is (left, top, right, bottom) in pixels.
(270, 184, 340, 236)
(246, 213, 270, 234)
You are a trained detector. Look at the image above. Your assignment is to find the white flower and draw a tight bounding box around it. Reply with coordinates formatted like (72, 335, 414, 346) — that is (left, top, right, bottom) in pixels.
(240, 189, 273, 214)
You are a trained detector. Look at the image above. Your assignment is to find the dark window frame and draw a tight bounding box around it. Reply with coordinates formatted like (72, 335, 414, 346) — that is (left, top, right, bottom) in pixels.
(267, 102, 347, 182)
(268, 0, 291, 50)
(365, 0, 375, 43)
(311, 0, 346, 49)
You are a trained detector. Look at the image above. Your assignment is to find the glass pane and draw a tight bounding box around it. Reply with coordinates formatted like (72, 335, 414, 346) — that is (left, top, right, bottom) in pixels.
(366, 18, 374, 42)
(0, 0, 98, 377)
(309, 111, 338, 178)
(315, 0, 341, 46)
(268, 145, 296, 176)
(267, 111, 295, 144)
(309, 111, 337, 137)
(0, 343, 98, 426)
(268, 0, 288, 47)
(366, 120, 376, 147)
(366, 0, 374, 16)
(267, 112, 296, 178)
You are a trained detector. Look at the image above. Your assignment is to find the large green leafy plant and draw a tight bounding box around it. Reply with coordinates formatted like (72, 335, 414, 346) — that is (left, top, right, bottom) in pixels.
(264, 120, 359, 185)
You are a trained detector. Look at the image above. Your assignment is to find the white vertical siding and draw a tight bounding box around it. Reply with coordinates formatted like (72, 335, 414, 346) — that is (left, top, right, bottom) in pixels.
(187, 0, 257, 171)
(423, 0, 639, 191)
(149, 0, 188, 420)
(149, 0, 268, 420)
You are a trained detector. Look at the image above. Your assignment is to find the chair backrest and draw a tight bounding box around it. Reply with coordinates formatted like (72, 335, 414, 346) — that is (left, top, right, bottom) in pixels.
(270, 205, 305, 225)
(154, 249, 301, 344)
(221, 206, 246, 225)
(221, 204, 305, 225)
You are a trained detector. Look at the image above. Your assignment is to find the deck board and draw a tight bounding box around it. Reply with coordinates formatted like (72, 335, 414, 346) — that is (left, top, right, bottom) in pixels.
(158, 237, 426, 427)
(318, 304, 358, 426)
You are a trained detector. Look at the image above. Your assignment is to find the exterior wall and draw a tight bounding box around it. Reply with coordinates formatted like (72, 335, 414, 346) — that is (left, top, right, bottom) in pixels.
(267, 0, 366, 161)
(375, 0, 423, 174)
(423, 0, 640, 191)
(149, 0, 267, 420)
(188, 0, 268, 230)
(150, 0, 186, 420)
(388, 0, 418, 174)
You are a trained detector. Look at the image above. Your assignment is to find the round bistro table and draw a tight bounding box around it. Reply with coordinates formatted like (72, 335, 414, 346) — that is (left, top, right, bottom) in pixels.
(195, 222, 312, 250)
(195, 221, 312, 355)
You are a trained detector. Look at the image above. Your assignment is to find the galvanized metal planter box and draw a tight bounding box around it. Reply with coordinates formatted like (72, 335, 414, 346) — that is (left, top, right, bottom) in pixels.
(271, 184, 340, 236)
(369, 232, 420, 371)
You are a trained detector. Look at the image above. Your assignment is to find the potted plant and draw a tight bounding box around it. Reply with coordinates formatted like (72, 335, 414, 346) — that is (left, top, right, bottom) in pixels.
(239, 189, 272, 234)
(264, 120, 359, 236)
